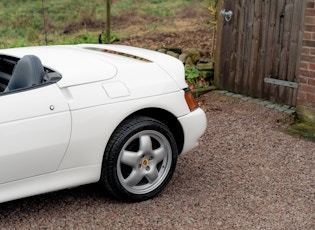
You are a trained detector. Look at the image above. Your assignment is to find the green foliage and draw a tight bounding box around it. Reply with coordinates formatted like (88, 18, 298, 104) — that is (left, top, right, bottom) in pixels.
(288, 122, 315, 142)
(98, 33, 119, 44)
(184, 60, 213, 89)
(113, 0, 201, 17)
(207, 0, 218, 25)
(185, 66, 199, 84)
(207, 0, 218, 7)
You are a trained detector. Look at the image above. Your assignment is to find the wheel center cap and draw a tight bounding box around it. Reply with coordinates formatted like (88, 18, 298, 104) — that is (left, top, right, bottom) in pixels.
(141, 158, 149, 167)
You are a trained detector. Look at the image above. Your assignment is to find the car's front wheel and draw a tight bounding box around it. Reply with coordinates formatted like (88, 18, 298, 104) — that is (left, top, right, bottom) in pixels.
(100, 116, 178, 202)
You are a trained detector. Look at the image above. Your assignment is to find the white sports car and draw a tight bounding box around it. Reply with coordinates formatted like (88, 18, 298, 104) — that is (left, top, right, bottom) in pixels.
(0, 44, 206, 203)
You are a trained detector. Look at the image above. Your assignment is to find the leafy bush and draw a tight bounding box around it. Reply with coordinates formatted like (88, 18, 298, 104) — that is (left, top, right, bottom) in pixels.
(185, 66, 199, 84)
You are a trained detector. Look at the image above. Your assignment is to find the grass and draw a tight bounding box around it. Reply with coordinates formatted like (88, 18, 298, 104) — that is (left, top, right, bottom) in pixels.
(0, 0, 108, 47)
(112, 0, 194, 17)
(287, 121, 315, 142)
(0, 0, 211, 48)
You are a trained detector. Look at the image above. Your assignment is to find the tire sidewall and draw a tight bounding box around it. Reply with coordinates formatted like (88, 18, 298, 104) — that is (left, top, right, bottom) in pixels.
(102, 116, 178, 202)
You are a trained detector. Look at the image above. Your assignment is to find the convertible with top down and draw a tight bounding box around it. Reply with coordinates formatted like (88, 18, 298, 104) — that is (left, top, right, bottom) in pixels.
(0, 44, 206, 203)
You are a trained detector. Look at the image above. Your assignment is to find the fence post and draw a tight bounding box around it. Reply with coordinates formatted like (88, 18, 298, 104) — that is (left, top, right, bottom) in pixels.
(214, 0, 224, 88)
(106, 0, 111, 43)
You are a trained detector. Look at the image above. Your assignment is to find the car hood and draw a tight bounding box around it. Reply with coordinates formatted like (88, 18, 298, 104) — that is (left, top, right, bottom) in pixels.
(0, 44, 186, 89)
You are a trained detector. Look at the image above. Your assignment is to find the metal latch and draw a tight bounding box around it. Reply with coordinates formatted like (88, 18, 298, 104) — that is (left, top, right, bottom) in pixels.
(220, 9, 233, 22)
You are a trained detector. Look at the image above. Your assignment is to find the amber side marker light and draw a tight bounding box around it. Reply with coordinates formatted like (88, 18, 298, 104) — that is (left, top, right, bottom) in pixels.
(184, 88, 199, 111)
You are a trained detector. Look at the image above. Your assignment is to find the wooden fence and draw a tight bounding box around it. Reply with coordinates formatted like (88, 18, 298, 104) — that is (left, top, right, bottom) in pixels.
(215, 0, 306, 106)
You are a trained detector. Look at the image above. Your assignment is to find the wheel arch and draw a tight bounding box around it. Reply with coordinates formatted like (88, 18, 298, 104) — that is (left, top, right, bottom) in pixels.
(119, 108, 185, 155)
(136, 108, 184, 154)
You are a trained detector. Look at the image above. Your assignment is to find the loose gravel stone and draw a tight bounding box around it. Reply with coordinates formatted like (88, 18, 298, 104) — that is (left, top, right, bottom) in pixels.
(0, 91, 314, 229)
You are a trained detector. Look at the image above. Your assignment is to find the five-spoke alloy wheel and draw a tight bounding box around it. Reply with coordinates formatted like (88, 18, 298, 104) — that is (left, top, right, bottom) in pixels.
(100, 116, 178, 202)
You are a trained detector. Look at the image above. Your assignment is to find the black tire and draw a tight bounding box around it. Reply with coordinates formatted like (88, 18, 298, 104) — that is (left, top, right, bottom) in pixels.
(100, 116, 178, 202)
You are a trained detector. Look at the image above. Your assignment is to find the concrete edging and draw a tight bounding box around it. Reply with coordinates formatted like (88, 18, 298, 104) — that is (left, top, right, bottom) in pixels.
(217, 90, 296, 115)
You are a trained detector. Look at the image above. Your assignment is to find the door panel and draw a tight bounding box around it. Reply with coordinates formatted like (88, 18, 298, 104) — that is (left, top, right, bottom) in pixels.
(0, 84, 71, 183)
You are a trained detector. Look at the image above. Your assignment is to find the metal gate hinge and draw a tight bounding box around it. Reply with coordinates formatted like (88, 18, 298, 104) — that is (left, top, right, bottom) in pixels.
(264, 77, 299, 89)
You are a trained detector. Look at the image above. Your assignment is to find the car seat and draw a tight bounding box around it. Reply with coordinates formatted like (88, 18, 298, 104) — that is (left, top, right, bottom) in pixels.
(4, 55, 45, 92)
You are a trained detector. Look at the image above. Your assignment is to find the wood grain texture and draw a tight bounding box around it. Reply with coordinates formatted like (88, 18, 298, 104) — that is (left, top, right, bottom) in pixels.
(216, 0, 306, 106)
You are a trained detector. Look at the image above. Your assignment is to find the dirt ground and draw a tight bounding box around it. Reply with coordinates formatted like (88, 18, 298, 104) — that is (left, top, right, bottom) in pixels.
(112, 4, 216, 56)
(63, 2, 215, 56)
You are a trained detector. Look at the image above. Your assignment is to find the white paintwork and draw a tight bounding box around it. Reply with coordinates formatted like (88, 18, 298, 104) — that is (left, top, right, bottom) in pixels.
(58, 90, 191, 170)
(0, 44, 207, 203)
(178, 108, 208, 154)
(0, 165, 100, 204)
(102, 82, 130, 99)
(0, 84, 71, 183)
(78, 44, 187, 89)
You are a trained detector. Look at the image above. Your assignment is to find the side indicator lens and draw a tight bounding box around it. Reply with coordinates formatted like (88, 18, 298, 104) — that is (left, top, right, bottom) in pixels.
(184, 88, 199, 111)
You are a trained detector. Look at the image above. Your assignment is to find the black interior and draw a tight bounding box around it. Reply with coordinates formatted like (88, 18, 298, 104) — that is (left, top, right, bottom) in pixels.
(0, 55, 62, 93)
(0, 55, 17, 92)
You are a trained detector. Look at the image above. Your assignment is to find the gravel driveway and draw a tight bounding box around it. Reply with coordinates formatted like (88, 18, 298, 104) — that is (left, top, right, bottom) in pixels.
(0, 91, 314, 229)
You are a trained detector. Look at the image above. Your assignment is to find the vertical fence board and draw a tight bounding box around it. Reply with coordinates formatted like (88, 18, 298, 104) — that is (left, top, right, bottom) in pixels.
(234, 0, 246, 92)
(287, 0, 304, 105)
(257, 0, 270, 98)
(241, 1, 254, 95)
(214, 0, 224, 88)
(248, 0, 262, 97)
(279, 0, 294, 103)
(263, 0, 277, 99)
(228, 1, 238, 92)
(219, 0, 234, 91)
